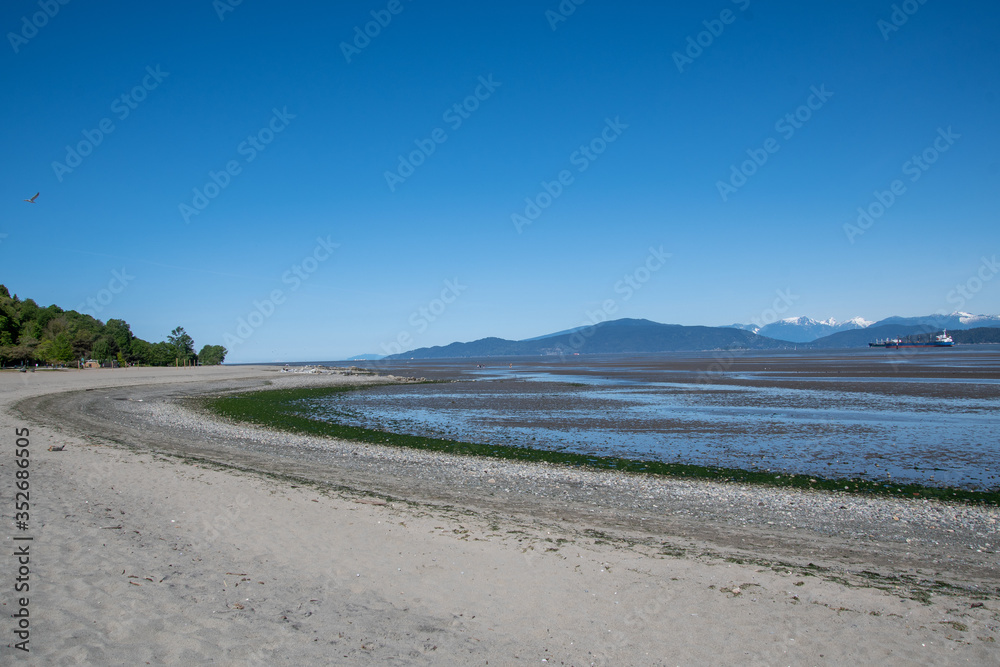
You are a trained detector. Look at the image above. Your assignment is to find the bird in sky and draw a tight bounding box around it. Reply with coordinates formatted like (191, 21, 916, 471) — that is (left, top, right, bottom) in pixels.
(23, 192, 39, 203)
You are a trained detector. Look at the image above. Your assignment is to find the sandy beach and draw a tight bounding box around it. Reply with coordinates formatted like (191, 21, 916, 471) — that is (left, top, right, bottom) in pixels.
(2, 365, 998, 665)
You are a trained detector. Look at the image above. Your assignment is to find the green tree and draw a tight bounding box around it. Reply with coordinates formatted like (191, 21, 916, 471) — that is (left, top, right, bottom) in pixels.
(72, 330, 95, 360)
(0, 298, 18, 345)
(34, 339, 53, 363)
(150, 341, 175, 366)
(35, 304, 61, 334)
(0, 284, 212, 369)
(8, 337, 38, 364)
(129, 338, 152, 365)
(42, 314, 68, 340)
(104, 319, 133, 352)
(197, 344, 227, 365)
(167, 326, 195, 365)
(18, 298, 39, 328)
(91, 338, 112, 362)
(51, 333, 75, 364)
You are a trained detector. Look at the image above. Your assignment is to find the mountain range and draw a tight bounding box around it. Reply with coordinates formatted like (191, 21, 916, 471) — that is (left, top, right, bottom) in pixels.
(727, 312, 1000, 343)
(727, 316, 873, 343)
(371, 313, 1000, 360)
(381, 319, 786, 359)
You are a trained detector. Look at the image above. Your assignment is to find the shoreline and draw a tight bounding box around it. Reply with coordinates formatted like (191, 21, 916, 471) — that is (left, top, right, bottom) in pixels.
(201, 380, 1000, 503)
(19, 370, 999, 583)
(3, 366, 999, 663)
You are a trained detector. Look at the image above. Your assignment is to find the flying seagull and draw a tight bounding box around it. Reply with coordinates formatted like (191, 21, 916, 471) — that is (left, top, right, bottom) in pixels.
(23, 192, 39, 203)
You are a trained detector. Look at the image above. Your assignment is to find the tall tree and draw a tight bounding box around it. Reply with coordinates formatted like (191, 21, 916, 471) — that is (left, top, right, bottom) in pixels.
(104, 319, 133, 352)
(50, 334, 75, 364)
(166, 327, 195, 365)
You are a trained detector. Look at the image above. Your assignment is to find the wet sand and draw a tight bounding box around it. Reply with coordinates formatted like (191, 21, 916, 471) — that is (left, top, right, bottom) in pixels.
(340, 350, 1000, 489)
(2, 363, 999, 664)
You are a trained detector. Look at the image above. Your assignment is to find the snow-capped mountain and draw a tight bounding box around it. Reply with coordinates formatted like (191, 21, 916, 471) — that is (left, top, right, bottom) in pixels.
(838, 316, 875, 328)
(729, 317, 873, 343)
(953, 312, 1000, 327)
(729, 312, 1000, 343)
(758, 317, 872, 343)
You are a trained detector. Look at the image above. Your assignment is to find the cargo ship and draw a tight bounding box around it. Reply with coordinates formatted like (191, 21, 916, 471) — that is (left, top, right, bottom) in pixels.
(869, 330, 955, 348)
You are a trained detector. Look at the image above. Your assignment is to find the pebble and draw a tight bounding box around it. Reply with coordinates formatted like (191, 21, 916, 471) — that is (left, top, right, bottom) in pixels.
(97, 371, 999, 560)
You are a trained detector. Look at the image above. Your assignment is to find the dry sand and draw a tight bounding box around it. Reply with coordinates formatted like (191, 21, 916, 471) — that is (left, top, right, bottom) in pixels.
(1, 365, 998, 665)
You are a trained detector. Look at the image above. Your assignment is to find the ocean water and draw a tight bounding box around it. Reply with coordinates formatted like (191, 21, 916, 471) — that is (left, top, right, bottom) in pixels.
(301, 349, 1000, 489)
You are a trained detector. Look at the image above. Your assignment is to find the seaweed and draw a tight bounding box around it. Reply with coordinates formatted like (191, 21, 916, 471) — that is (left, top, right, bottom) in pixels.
(201, 384, 1000, 505)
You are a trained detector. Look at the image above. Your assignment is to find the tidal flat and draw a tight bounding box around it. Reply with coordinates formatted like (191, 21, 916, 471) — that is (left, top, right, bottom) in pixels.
(294, 347, 1000, 495)
(6, 361, 999, 663)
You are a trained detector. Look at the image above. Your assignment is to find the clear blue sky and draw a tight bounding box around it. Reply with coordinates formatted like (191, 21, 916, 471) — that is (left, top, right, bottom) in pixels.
(2, 0, 998, 362)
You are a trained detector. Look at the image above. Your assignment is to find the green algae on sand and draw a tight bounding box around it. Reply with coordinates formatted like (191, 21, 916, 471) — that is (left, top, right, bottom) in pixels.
(202, 384, 1000, 506)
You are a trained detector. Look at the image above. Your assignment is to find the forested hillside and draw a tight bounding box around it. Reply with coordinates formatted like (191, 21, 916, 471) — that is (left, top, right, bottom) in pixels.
(0, 284, 225, 367)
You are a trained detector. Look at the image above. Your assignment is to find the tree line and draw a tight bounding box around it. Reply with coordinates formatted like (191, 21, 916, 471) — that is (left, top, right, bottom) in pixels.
(0, 284, 226, 367)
